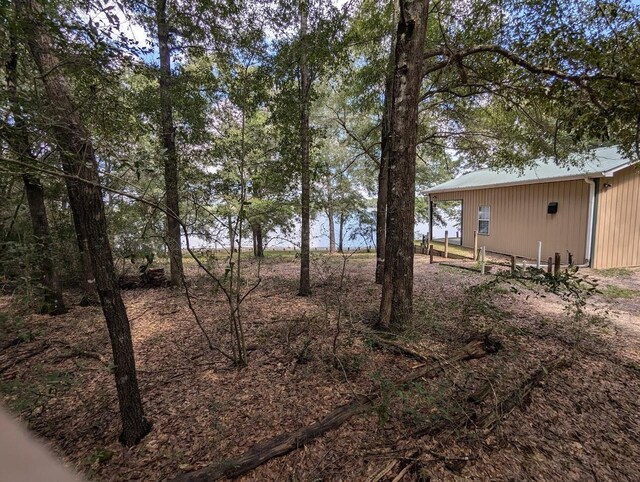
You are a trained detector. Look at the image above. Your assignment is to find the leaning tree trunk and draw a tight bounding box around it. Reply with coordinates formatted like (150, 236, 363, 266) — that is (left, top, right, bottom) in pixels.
(298, 0, 311, 296)
(5, 45, 65, 314)
(157, 0, 183, 287)
(17, 0, 152, 445)
(378, 0, 430, 328)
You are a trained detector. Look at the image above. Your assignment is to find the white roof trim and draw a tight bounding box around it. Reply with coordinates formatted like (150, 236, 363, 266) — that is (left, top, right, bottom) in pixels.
(602, 161, 637, 177)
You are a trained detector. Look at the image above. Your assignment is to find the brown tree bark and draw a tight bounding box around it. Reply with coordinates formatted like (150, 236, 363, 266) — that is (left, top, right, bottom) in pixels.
(16, 0, 152, 445)
(298, 0, 311, 296)
(376, 77, 391, 284)
(22, 175, 66, 314)
(252, 226, 257, 256)
(251, 223, 264, 257)
(255, 224, 264, 257)
(375, 4, 398, 285)
(378, 0, 430, 328)
(68, 191, 99, 306)
(157, 0, 183, 287)
(4, 43, 65, 315)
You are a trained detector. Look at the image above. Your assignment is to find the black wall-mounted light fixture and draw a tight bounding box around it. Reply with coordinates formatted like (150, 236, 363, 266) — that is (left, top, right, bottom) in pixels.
(547, 202, 558, 214)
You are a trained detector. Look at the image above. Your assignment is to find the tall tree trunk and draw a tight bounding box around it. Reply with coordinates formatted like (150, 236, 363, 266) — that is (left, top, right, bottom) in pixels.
(69, 196, 99, 306)
(255, 224, 264, 257)
(228, 214, 235, 253)
(376, 78, 391, 284)
(23, 175, 66, 314)
(376, 1, 399, 285)
(4, 43, 65, 314)
(326, 175, 335, 254)
(157, 0, 183, 287)
(338, 213, 345, 253)
(378, 0, 430, 329)
(298, 0, 311, 296)
(17, 0, 152, 445)
(252, 225, 257, 256)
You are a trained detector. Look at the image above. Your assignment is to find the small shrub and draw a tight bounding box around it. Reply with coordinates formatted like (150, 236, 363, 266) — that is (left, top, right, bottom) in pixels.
(90, 449, 114, 464)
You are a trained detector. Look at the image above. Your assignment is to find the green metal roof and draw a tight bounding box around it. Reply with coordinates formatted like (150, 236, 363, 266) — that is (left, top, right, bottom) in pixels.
(427, 146, 635, 194)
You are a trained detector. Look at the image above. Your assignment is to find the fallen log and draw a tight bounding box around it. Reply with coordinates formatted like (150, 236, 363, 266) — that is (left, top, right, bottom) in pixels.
(173, 338, 491, 482)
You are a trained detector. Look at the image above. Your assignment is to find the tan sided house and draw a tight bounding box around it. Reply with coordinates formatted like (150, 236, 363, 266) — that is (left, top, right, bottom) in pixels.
(427, 146, 640, 269)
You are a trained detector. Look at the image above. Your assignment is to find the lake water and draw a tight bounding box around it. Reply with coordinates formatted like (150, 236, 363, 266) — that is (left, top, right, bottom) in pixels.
(186, 213, 458, 250)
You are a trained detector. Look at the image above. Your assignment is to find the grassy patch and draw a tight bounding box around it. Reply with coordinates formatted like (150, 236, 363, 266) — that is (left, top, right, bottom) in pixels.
(600, 285, 640, 299)
(595, 268, 633, 278)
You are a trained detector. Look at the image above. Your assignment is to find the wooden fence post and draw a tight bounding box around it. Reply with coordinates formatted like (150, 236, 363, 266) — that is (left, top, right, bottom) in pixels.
(554, 252, 561, 276)
(568, 251, 573, 267)
(510, 255, 516, 273)
(547, 257, 553, 273)
(473, 230, 478, 260)
(429, 244, 434, 264)
(444, 230, 449, 258)
(481, 246, 486, 275)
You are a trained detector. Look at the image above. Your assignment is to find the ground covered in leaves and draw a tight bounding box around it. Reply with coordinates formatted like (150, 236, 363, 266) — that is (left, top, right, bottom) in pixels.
(1, 253, 640, 481)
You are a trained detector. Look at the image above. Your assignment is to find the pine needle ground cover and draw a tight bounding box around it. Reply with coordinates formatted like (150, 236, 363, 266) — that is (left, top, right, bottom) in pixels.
(1, 255, 639, 481)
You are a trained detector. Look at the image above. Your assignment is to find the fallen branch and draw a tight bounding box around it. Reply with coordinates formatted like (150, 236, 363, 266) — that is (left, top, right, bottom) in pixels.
(391, 460, 417, 482)
(173, 338, 492, 481)
(413, 355, 569, 443)
(368, 450, 419, 482)
(370, 336, 431, 362)
(52, 346, 109, 365)
(477, 355, 570, 430)
(368, 459, 399, 482)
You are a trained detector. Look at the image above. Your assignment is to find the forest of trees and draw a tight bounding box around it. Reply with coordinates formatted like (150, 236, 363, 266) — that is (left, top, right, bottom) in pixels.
(2, 0, 640, 475)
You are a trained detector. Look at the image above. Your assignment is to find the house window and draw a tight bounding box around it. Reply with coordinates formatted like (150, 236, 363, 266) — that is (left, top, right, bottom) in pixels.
(478, 205, 490, 235)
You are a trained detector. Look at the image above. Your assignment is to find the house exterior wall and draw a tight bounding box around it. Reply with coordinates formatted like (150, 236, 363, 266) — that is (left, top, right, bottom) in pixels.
(431, 179, 591, 264)
(592, 166, 640, 269)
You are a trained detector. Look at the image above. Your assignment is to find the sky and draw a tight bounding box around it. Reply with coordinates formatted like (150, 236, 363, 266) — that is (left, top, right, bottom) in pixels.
(91, 0, 352, 63)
